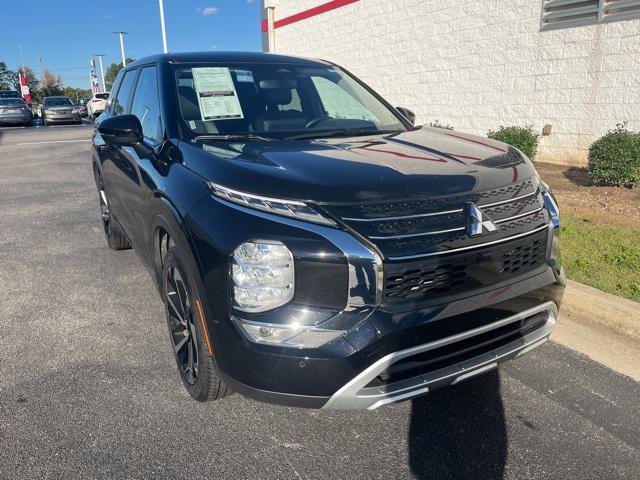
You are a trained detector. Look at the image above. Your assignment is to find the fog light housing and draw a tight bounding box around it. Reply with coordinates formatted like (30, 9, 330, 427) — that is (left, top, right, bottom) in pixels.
(232, 240, 294, 313)
(234, 318, 345, 348)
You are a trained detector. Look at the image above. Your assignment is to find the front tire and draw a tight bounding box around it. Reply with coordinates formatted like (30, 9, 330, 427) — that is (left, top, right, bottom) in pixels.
(96, 174, 131, 250)
(163, 246, 230, 402)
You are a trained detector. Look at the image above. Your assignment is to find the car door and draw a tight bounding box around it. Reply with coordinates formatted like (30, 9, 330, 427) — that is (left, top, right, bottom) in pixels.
(118, 65, 165, 257)
(101, 67, 140, 243)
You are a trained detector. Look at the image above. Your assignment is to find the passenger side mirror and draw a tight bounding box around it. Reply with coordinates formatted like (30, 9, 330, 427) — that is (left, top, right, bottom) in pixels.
(98, 114, 143, 146)
(396, 107, 416, 126)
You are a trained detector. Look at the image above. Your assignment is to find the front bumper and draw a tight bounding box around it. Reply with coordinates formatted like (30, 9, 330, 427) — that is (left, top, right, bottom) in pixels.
(45, 114, 80, 123)
(0, 114, 32, 125)
(324, 302, 556, 410)
(215, 267, 564, 409)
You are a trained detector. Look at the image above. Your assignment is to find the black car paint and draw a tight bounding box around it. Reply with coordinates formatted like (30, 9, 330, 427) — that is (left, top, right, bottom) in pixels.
(92, 53, 565, 407)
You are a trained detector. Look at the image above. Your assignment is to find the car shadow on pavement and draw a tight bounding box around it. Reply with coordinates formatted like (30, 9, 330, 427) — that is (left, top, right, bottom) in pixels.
(408, 370, 507, 480)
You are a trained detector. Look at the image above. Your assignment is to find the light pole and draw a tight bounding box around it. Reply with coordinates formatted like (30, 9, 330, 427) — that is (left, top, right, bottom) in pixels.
(93, 54, 106, 92)
(158, 0, 168, 53)
(113, 31, 128, 66)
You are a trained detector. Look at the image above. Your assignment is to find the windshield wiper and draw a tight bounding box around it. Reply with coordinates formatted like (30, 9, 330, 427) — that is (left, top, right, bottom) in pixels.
(193, 133, 273, 142)
(284, 129, 404, 141)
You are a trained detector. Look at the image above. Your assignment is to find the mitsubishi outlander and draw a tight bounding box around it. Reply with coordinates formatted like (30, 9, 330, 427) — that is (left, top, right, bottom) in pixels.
(91, 52, 564, 409)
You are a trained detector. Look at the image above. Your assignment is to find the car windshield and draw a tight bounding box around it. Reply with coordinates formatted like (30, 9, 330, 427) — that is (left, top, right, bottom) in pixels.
(0, 98, 26, 106)
(45, 98, 73, 107)
(0, 91, 21, 99)
(174, 62, 407, 140)
(95, 93, 110, 100)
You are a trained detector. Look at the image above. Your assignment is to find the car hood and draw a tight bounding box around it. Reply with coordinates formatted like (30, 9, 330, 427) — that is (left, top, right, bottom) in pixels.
(181, 127, 537, 204)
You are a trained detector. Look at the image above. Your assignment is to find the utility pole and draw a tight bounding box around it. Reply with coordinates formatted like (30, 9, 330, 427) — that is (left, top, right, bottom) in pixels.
(158, 0, 169, 53)
(113, 31, 128, 66)
(94, 54, 106, 92)
(18, 45, 27, 77)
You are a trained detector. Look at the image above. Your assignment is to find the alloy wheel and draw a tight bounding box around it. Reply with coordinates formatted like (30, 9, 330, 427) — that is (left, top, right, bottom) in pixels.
(165, 266, 199, 384)
(98, 186, 111, 238)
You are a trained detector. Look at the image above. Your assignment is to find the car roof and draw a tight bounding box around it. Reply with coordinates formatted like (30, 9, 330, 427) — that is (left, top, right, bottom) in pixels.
(125, 51, 332, 69)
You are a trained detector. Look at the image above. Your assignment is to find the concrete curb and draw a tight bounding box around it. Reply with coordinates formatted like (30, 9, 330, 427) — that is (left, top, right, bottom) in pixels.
(561, 280, 640, 340)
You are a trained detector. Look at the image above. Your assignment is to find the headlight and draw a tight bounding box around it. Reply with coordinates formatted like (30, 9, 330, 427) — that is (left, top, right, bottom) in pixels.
(232, 240, 294, 312)
(72, 108, 79, 114)
(209, 182, 335, 226)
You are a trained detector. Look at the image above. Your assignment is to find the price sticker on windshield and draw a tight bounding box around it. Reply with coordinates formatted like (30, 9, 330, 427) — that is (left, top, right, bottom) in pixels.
(192, 67, 244, 121)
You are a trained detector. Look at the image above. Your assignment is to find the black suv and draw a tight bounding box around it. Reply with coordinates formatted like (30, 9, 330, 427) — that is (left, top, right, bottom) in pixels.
(91, 52, 564, 409)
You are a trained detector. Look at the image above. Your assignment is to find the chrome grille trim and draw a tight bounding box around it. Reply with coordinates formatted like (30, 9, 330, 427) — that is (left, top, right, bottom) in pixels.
(369, 226, 465, 240)
(494, 205, 544, 224)
(368, 205, 545, 240)
(340, 190, 538, 223)
(386, 223, 549, 261)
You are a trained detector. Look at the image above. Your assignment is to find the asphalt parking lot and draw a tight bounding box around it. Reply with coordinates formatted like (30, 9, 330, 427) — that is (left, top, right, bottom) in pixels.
(0, 123, 639, 480)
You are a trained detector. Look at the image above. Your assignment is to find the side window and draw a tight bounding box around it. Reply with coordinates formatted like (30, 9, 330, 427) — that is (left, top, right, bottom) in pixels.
(310, 76, 376, 122)
(111, 69, 137, 116)
(130, 66, 163, 145)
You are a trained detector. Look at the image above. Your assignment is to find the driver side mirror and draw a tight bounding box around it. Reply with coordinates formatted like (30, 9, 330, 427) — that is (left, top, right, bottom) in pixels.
(98, 114, 143, 146)
(396, 107, 416, 126)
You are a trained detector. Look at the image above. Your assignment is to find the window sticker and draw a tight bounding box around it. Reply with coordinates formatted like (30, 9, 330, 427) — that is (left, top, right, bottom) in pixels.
(192, 67, 244, 121)
(234, 69, 254, 83)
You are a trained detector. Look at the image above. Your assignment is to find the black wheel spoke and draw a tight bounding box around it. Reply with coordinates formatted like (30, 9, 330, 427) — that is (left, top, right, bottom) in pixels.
(173, 334, 189, 354)
(165, 263, 199, 385)
(166, 292, 186, 325)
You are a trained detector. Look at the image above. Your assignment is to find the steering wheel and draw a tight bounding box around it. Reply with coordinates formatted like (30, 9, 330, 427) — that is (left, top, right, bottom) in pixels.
(305, 115, 332, 129)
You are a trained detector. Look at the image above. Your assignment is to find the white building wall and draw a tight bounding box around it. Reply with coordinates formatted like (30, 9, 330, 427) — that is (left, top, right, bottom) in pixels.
(262, 0, 640, 165)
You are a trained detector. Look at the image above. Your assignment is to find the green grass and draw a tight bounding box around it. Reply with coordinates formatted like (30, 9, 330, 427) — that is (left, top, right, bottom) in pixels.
(559, 214, 640, 302)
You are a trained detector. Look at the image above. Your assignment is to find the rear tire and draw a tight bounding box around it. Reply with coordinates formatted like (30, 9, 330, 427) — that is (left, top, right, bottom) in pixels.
(96, 173, 131, 250)
(163, 246, 231, 402)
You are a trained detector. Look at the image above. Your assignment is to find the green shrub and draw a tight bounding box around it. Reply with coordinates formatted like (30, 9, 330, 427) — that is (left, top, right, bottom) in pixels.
(487, 125, 540, 161)
(587, 123, 640, 188)
(428, 120, 454, 130)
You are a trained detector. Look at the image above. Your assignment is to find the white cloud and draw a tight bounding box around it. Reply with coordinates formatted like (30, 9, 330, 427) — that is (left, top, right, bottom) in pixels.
(105, 14, 114, 20)
(202, 6, 220, 16)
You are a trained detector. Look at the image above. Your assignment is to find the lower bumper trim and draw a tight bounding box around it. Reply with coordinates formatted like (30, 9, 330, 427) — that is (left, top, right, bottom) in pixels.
(323, 301, 557, 410)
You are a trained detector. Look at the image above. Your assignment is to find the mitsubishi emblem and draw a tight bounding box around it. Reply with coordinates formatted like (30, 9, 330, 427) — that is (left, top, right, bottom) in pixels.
(465, 203, 498, 237)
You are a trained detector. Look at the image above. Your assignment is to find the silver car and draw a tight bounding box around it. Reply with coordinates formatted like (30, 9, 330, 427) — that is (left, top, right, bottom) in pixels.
(0, 97, 34, 126)
(42, 96, 82, 126)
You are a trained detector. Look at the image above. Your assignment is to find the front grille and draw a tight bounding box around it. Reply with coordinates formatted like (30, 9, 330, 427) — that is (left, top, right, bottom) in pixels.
(320, 176, 551, 307)
(383, 228, 548, 307)
(322, 176, 547, 260)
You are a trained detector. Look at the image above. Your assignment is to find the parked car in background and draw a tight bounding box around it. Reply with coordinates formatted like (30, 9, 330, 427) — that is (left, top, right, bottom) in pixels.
(87, 92, 110, 120)
(75, 102, 88, 117)
(0, 97, 34, 126)
(41, 96, 81, 126)
(0, 90, 22, 99)
(92, 52, 564, 410)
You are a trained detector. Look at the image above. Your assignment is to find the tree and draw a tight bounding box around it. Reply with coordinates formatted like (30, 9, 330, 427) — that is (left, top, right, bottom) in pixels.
(104, 58, 135, 90)
(0, 61, 15, 90)
(63, 86, 92, 102)
(11, 66, 39, 93)
(40, 69, 64, 97)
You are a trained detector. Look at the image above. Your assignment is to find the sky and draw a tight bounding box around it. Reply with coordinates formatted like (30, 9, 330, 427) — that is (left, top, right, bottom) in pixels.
(0, 0, 262, 88)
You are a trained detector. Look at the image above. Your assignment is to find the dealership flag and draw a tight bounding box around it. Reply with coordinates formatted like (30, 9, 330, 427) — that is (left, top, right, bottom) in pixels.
(90, 70, 100, 94)
(19, 73, 31, 104)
